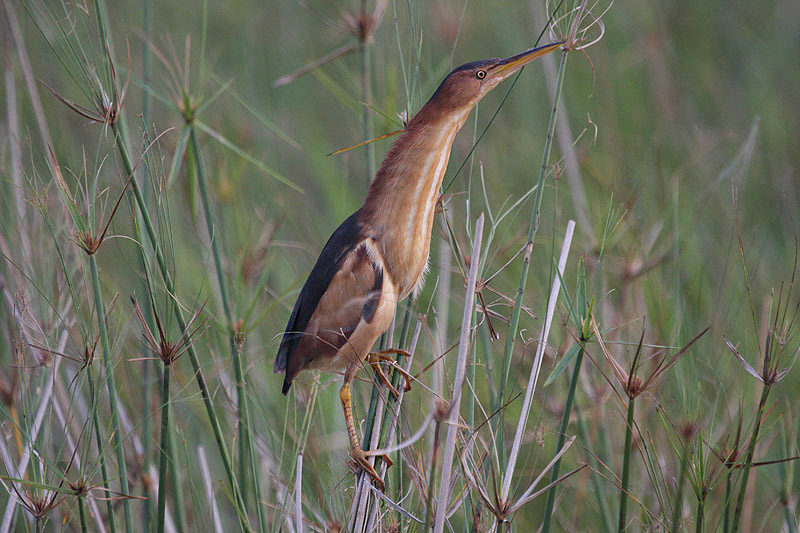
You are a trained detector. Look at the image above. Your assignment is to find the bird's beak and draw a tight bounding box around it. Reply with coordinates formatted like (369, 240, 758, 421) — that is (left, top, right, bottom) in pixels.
(489, 42, 563, 80)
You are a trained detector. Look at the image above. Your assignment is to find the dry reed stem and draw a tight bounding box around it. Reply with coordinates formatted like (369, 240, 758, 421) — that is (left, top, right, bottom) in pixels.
(501, 219, 575, 501)
(432, 213, 484, 533)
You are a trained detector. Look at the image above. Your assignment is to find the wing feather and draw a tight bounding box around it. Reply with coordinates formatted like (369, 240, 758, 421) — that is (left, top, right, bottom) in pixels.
(274, 210, 385, 393)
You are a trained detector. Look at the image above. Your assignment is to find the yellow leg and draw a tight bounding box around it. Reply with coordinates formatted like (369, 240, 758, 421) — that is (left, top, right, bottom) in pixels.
(339, 382, 390, 492)
(367, 349, 413, 397)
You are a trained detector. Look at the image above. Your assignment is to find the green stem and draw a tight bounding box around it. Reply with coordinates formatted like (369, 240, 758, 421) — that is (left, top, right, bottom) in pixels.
(110, 124, 249, 529)
(731, 383, 771, 532)
(167, 409, 187, 532)
(671, 437, 691, 533)
(86, 364, 117, 533)
(190, 128, 266, 532)
(156, 366, 170, 533)
(576, 403, 614, 531)
(542, 341, 585, 532)
(495, 50, 569, 466)
(618, 396, 635, 532)
(695, 495, 705, 533)
(77, 495, 88, 532)
(89, 254, 133, 533)
(723, 470, 733, 533)
(360, 31, 375, 181)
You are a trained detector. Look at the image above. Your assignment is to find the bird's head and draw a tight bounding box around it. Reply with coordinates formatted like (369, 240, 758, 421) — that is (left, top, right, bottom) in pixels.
(423, 42, 563, 122)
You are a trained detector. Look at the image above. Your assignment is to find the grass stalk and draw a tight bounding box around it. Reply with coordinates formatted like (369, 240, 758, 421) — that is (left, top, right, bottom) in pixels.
(731, 383, 771, 532)
(501, 220, 575, 501)
(618, 396, 636, 532)
(88, 255, 133, 533)
(86, 364, 117, 533)
(576, 403, 615, 531)
(424, 420, 443, 531)
(78, 495, 88, 533)
(156, 365, 171, 533)
(495, 49, 569, 466)
(140, 1, 154, 526)
(166, 413, 187, 532)
(189, 127, 266, 532)
(110, 124, 249, 528)
(541, 341, 586, 532)
(723, 469, 733, 532)
(695, 495, 705, 533)
(432, 214, 484, 533)
(670, 436, 691, 533)
(359, 18, 375, 180)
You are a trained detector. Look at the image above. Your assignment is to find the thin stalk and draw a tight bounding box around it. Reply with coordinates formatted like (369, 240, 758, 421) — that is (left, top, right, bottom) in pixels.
(78, 496, 88, 533)
(695, 496, 705, 533)
(86, 364, 117, 533)
(501, 220, 575, 501)
(110, 124, 249, 528)
(731, 384, 771, 532)
(88, 255, 133, 533)
(433, 214, 484, 533)
(360, 25, 375, 180)
(141, 0, 154, 524)
(618, 397, 636, 532)
(542, 341, 586, 532)
(576, 403, 614, 531)
(671, 437, 691, 533)
(495, 50, 569, 467)
(189, 127, 266, 532)
(723, 470, 733, 532)
(156, 366, 170, 533)
(142, 357, 153, 532)
(424, 420, 443, 530)
(167, 394, 187, 531)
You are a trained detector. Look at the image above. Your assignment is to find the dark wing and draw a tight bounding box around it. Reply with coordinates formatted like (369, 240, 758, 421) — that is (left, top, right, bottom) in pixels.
(275, 210, 381, 393)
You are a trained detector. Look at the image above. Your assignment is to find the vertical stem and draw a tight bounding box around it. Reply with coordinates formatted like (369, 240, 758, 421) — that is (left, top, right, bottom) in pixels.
(723, 470, 733, 533)
(156, 367, 170, 533)
(78, 496, 88, 533)
(110, 124, 249, 528)
(359, 41, 375, 183)
(542, 342, 586, 532)
(695, 496, 705, 533)
(731, 384, 770, 532)
(576, 403, 614, 531)
(86, 364, 117, 533)
(433, 215, 484, 533)
(424, 421, 442, 531)
(618, 396, 635, 532)
(496, 50, 568, 467)
(359, 2, 375, 181)
(671, 437, 691, 533)
(190, 127, 266, 532)
(140, 0, 154, 523)
(89, 255, 133, 533)
(167, 404, 187, 531)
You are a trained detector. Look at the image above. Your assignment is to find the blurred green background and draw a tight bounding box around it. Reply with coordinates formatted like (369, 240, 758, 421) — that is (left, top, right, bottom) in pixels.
(1, 0, 799, 531)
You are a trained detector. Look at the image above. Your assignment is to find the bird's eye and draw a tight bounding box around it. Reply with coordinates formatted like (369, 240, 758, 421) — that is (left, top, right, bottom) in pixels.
(476, 70, 486, 79)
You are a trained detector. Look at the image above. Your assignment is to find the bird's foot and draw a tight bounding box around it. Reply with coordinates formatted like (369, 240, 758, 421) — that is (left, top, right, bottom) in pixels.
(367, 349, 413, 397)
(350, 447, 390, 492)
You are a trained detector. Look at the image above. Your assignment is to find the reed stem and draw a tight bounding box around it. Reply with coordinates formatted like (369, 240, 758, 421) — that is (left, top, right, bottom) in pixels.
(89, 254, 133, 533)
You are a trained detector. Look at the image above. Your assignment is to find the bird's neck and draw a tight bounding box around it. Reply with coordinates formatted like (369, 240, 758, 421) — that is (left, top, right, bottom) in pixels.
(360, 109, 471, 295)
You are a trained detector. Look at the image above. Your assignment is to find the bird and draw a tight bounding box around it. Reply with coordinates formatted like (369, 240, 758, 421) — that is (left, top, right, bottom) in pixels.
(274, 41, 563, 491)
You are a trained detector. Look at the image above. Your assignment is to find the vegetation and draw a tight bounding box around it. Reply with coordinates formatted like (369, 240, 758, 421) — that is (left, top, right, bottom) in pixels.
(0, 0, 798, 531)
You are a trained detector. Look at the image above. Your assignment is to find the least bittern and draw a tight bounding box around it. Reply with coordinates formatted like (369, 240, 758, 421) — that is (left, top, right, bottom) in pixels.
(274, 42, 562, 490)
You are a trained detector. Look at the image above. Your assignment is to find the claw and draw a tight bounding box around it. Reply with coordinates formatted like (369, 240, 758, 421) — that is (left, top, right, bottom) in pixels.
(350, 447, 386, 492)
(367, 349, 413, 396)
